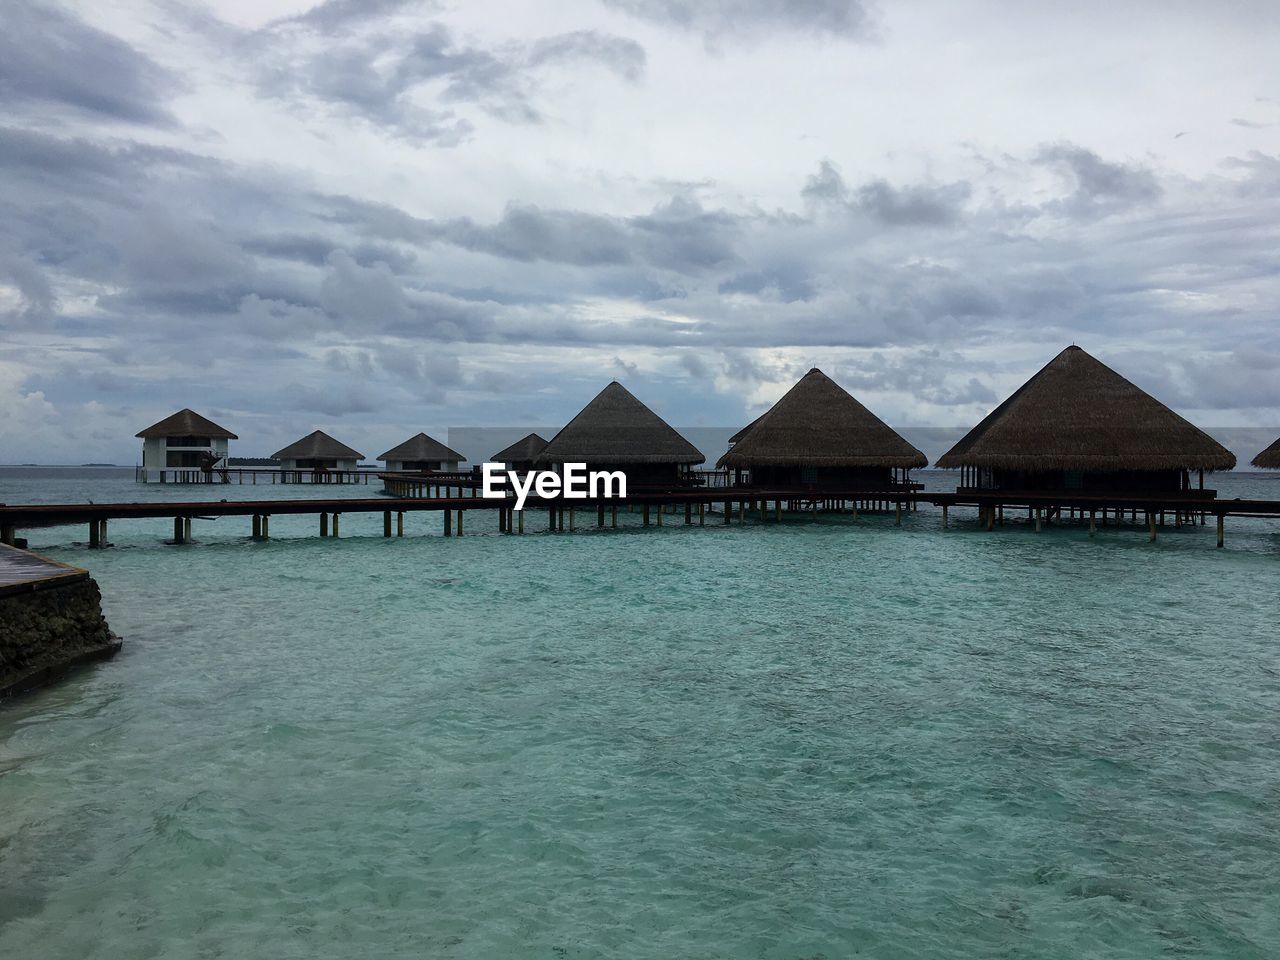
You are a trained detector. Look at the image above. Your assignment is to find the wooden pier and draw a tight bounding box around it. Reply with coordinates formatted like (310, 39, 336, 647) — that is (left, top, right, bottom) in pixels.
(135, 466, 376, 485)
(3, 488, 1279, 550)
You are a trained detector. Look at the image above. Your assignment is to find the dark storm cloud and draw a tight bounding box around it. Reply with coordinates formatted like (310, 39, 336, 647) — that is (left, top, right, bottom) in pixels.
(0, 4, 177, 125)
(1036, 143, 1162, 215)
(268, 0, 433, 33)
(602, 0, 875, 42)
(802, 160, 970, 225)
(256, 15, 644, 139)
(719, 264, 816, 302)
(5, 118, 1280, 433)
(322, 194, 740, 273)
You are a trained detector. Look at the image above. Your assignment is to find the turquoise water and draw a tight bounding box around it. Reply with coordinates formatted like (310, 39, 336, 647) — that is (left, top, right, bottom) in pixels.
(2, 469, 1280, 958)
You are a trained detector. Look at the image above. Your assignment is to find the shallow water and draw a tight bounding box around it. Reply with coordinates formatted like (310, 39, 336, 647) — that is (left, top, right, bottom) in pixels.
(2, 469, 1279, 958)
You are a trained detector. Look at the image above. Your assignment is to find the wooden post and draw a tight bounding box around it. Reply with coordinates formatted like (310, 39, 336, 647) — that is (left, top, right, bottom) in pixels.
(457, 511, 464, 536)
(1089, 509, 1096, 537)
(253, 514, 262, 539)
(598, 504, 605, 527)
(698, 502, 704, 526)
(89, 520, 100, 548)
(320, 513, 329, 537)
(569, 507, 576, 532)
(383, 510, 392, 537)
(1148, 512, 1156, 542)
(518, 510, 525, 534)
(262, 515, 269, 539)
(1216, 514, 1224, 549)
(724, 500, 731, 524)
(657, 505, 664, 526)
(685, 502, 692, 525)
(98, 519, 108, 547)
(1034, 507, 1042, 533)
(895, 501, 902, 526)
(397, 512, 404, 537)
(986, 507, 993, 532)
(612, 506, 618, 528)
(643, 504, 650, 526)
(444, 509, 452, 536)
(173, 517, 185, 544)
(184, 518, 192, 542)
(332, 514, 340, 538)
(942, 504, 948, 529)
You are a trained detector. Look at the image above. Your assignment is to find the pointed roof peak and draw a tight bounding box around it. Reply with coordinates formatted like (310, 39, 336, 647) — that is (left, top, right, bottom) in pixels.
(536, 382, 703, 465)
(272, 430, 364, 462)
(136, 408, 237, 439)
(936, 347, 1235, 471)
(379, 432, 463, 463)
(492, 432, 549, 463)
(719, 369, 926, 468)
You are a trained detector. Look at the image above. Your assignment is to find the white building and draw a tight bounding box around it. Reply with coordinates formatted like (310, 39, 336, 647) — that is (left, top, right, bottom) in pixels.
(272, 430, 364, 472)
(136, 409, 236, 481)
(379, 433, 463, 472)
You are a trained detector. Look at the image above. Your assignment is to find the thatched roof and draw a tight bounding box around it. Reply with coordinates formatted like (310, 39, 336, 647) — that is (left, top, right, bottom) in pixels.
(492, 432, 548, 463)
(718, 368, 927, 468)
(936, 346, 1236, 471)
(136, 408, 237, 440)
(379, 432, 462, 463)
(272, 430, 364, 461)
(534, 382, 704, 465)
(728, 415, 763, 445)
(1252, 437, 1280, 469)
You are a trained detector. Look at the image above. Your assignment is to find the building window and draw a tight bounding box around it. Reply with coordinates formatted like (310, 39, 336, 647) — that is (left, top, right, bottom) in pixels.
(166, 436, 212, 447)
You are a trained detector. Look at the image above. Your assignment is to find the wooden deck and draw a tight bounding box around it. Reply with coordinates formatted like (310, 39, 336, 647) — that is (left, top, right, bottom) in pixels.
(0, 543, 89, 597)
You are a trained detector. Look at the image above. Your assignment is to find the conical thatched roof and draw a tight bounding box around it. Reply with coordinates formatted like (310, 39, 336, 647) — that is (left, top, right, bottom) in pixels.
(728, 415, 763, 445)
(535, 382, 704, 465)
(136, 408, 237, 439)
(1252, 437, 1280, 469)
(272, 430, 364, 461)
(379, 432, 462, 463)
(492, 432, 548, 463)
(936, 346, 1235, 471)
(718, 368, 926, 468)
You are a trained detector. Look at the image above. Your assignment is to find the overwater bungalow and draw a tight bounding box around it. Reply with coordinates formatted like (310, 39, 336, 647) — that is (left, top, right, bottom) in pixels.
(491, 433, 549, 473)
(379, 433, 463, 473)
(718, 368, 927, 489)
(272, 431, 363, 472)
(936, 346, 1235, 495)
(136, 409, 236, 480)
(1252, 438, 1280, 470)
(534, 382, 704, 487)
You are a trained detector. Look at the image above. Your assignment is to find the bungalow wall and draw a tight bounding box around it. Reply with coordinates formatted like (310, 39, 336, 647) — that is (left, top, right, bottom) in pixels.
(973, 467, 1198, 495)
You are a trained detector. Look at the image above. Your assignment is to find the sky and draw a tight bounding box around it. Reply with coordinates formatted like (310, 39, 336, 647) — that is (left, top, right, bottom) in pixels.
(1, 0, 1279, 464)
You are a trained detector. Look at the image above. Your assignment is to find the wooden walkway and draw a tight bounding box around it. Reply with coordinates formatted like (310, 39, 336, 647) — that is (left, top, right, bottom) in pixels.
(2, 489, 1278, 548)
(0, 543, 89, 597)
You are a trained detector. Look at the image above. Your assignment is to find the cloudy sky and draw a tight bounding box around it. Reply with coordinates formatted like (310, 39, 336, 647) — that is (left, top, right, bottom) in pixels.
(2, 0, 1278, 463)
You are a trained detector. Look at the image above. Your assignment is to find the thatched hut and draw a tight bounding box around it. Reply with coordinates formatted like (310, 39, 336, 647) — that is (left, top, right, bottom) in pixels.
(272, 431, 364, 471)
(136, 409, 236, 474)
(718, 368, 926, 489)
(936, 346, 1235, 494)
(379, 433, 463, 472)
(491, 433, 548, 473)
(1252, 437, 1280, 470)
(534, 382, 703, 486)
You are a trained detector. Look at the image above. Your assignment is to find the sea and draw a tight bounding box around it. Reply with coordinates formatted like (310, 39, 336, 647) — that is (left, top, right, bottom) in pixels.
(1, 466, 1279, 959)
